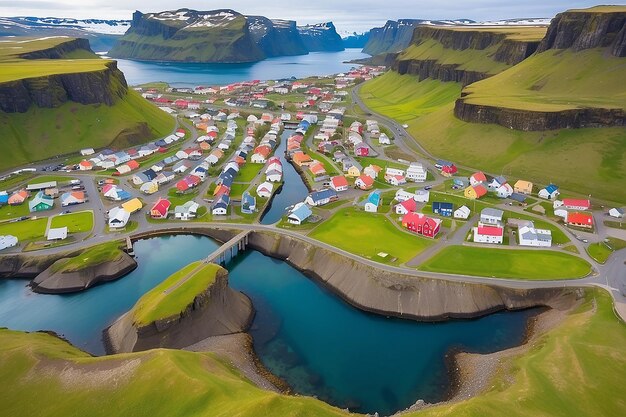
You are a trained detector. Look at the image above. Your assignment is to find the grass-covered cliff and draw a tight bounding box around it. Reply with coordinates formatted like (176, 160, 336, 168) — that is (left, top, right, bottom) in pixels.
(360, 6, 626, 203)
(0, 36, 174, 170)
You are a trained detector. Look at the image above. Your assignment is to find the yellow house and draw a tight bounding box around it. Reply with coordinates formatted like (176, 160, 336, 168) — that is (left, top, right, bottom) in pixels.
(464, 184, 487, 200)
(121, 198, 143, 214)
(347, 165, 361, 177)
(514, 180, 533, 195)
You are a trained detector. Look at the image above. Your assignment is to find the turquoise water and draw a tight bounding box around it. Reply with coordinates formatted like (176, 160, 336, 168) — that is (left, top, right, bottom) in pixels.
(0, 235, 535, 415)
(260, 129, 310, 224)
(114, 49, 369, 87)
(0, 235, 218, 355)
(228, 251, 537, 415)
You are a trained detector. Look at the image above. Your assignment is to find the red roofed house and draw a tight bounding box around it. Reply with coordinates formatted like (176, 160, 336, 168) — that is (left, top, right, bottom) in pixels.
(309, 161, 327, 178)
(330, 175, 349, 192)
(79, 160, 93, 171)
(441, 164, 458, 177)
(567, 212, 594, 229)
(150, 198, 171, 219)
(473, 224, 504, 244)
(355, 174, 374, 190)
(355, 144, 370, 157)
(401, 212, 441, 238)
(469, 171, 487, 186)
(464, 184, 488, 200)
(174, 99, 189, 109)
(562, 199, 591, 211)
(395, 198, 417, 215)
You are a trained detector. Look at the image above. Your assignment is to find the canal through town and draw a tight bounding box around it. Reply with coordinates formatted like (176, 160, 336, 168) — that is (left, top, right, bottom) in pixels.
(0, 235, 536, 415)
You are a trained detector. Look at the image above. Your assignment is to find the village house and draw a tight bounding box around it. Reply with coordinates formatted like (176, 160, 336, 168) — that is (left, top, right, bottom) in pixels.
(287, 202, 313, 225)
(441, 164, 458, 177)
(488, 176, 507, 190)
(305, 189, 338, 207)
(140, 181, 159, 195)
(480, 208, 504, 225)
(355, 174, 374, 190)
(173, 160, 193, 174)
(345, 160, 363, 177)
(555, 199, 591, 211)
(363, 190, 382, 213)
(496, 183, 514, 198)
(386, 174, 406, 186)
(150, 198, 171, 219)
(122, 198, 143, 214)
(514, 180, 533, 195)
(518, 222, 552, 247)
(241, 192, 256, 214)
(464, 184, 488, 200)
(60, 191, 85, 207)
(256, 182, 274, 198)
(309, 161, 327, 179)
(252, 146, 272, 164)
(116, 160, 140, 175)
(609, 208, 624, 218)
(454, 205, 471, 219)
(567, 212, 594, 229)
(156, 171, 175, 185)
(29, 191, 54, 212)
(432, 202, 453, 217)
(406, 163, 427, 182)
(8, 190, 28, 205)
(293, 151, 313, 167)
(211, 194, 230, 215)
(395, 189, 429, 203)
(395, 198, 417, 215)
(363, 164, 382, 179)
(401, 212, 441, 238)
(174, 201, 200, 220)
(108, 207, 130, 229)
(0, 235, 18, 251)
(79, 160, 93, 171)
(330, 175, 349, 192)
(378, 133, 391, 145)
(469, 172, 487, 186)
(473, 224, 504, 244)
(538, 184, 560, 200)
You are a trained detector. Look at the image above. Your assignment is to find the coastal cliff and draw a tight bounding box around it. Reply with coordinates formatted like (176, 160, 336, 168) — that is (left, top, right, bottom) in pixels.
(297, 22, 344, 52)
(453, 7, 626, 131)
(246, 231, 575, 321)
(391, 26, 543, 87)
(105, 266, 252, 353)
(30, 252, 137, 294)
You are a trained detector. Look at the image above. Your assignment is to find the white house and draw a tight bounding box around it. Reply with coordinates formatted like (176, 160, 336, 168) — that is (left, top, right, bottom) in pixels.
(395, 189, 429, 203)
(554, 208, 569, 219)
(473, 224, 504, 244)
(480, 208, 504, 225)
(454, 205, 471, 220)
(406, 163, 427, 182)
(518, 222, 552, 247)
(287, 202, 313, 225)
(174, 201, 200, 220)
(80, 148, 95, 156)
(363, 191, 381, 213)
(0, 235, 18, 251)
(496, 183, 514, 198)
(609, 208, 624, 218)
(385, 167, 405, 177)
(256, 182, 274, 198)
(538, 184, 560, 200)
(378, 133, 391, 145)
(47, 227, 68, 241)
(108, 207, 130, 229)
(386, 175, 406, 186)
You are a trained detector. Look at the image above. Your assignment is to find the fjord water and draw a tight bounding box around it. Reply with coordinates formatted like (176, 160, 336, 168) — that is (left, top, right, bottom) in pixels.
(115, 49, 369, 87)
(0, 235, 219, 355)
(260, 128, 309, 224)
(228, 251, 537, 416)
(0, 235, 535, 415)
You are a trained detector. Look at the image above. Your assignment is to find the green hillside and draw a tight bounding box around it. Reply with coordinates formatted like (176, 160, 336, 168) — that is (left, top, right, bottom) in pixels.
(0, 90, 174, 169)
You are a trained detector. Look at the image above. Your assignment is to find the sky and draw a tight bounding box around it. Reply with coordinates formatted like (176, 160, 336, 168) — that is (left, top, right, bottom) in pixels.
(0, 0, 616, 33)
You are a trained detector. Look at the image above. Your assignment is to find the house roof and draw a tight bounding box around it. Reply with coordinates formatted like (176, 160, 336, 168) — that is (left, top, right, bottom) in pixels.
(477, 225, 504, 237)
(289, 202, 312, 221)
(473, 184, 488, 197)
(367, 190, 381, 206)
(121, 198, 142, 213)
(151, 198, 171, 216)
(331, 176, 348, 188)
(471, 171, 487, 182)
(399, 199, 417, 212)
(309, 189, 337, 202)
(433, 201, 453, 209)
(563, 199, 591, 208)
(544, 184, 559, 193)
(309, 161, 326, 175)
(481, 207, 504, 218)
(567, 212, 593, 225)
(357, 174, 374, 186)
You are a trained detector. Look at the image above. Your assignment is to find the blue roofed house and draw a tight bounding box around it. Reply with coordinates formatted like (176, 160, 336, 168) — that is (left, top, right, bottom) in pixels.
(211, 194, 230, 215)
(241, 192, 256, 214)
(363, 190, 382, 213)
(305, 189, 338, 207)
(287, 202, 313, 225)
(29, 191, 54, 212)
(538, 184, 560, 200)
(432, 201, 453, 217)
(0, 192, 8, 206)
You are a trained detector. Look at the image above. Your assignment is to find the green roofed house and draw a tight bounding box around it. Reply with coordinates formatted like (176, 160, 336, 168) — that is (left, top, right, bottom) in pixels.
(28, 191, 54, 212)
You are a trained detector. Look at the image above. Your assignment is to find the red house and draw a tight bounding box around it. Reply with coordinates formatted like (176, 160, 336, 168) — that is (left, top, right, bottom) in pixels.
(150, 198, 171, 219)
(174, 99, 189, 109)
(355, 144, 370, 157)
(441, 164, 458, 177)
(567, 212, 594, 229)
(401, 212, 441, 238)
(562, 199, 591, 211)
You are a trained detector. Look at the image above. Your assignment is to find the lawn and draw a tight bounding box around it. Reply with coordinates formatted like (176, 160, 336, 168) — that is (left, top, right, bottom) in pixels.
(229, 183, 250, 200)
(413, 289, 626, 417)
(502, 210, 570, 245)
(51, 241, 124, 273)
(356, 156, 408, 170)
(604, 220, 626, 230)
(236, 163, 263, 183)
(49, 211, 94, 233)
(131, 261, 221, 326)
(0, 218, 47, 241)
(586, 237, 626, 264)
(419, 246, 591, 279)
(0, 202, 31, 221)
(309, 207, 434, 264)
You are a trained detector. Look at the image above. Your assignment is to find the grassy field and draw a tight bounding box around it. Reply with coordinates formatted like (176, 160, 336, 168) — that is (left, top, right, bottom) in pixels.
(236, 163, 263, 183)
(419, 246, 591, 279)
(49, 211, 94, 233)
(360, 72, 626, 204)
(0, 329, 347, 417)
(0, 218, 47, 241)
(502, 210, 570, 245)
(586, 237, 626, 264)
(132, 261, 221, 326)
(0, 90, 174, 171)
(604, 220, 626, 230)
(413, 289, 626, 417)
(309, 207, 434, 264)
(51, 241, 124, 273)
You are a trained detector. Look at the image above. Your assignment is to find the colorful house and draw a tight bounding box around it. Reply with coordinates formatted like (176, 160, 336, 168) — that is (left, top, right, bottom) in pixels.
(309, 161, 327, 178)
(401, 212, 441, 238)
(28, 191, 54, 212)
(355, 174, 374, 190)
(121, 198, 143, 214)
(241, 192, 256, 214)
(330, 176, 349, 192)
(60, 191, 85, 206)
(538, 184, 560, 200)
(395, 198, 417, 215)
(305, 189, 338, 207)
(464, 184, 487, 200)
(567, 212, 594, 229)
(292, 151, 313, 167)
(287, 202, 313, 225)
(469, 171, 487, 186)
(363, 190, 381, 213)
(514, 180, 533, 195)
(432, 202, 453, 217)
(8, 189, 28, 205)
(473, 224, 504, 244)
(441, 164, 458, 177)
(150, 198, 171, 219)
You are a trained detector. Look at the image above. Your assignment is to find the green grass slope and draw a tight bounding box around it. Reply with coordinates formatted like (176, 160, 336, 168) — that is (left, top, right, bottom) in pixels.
(0, 90, 174, 169)
(132, 261, 221, 326)
(0, 329, 348, 417)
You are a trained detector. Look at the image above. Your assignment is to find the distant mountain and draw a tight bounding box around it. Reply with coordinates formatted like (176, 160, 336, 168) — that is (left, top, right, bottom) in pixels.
(108, 9, 345, 63)
(0, 16, 130, 51)
(342, 31, 370, 48)
(363, 19, 475, 55)
(297, 22, 344, 52)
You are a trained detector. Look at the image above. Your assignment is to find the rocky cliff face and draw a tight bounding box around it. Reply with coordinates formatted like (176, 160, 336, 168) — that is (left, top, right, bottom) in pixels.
(248, 232, 575, 321)
(297, 22, 344, 52)
(105, 267, 253, 353)
(364, 20, 426, 55)
(0, 61, 127, 113)
(247, 17, 308, 57)
(391, 26, 540, 86)
(537, 9, 626, 56)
